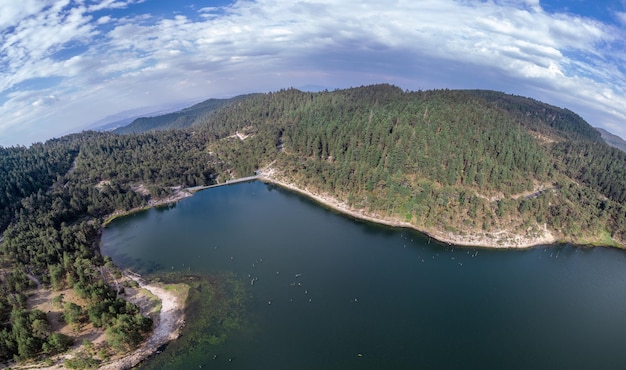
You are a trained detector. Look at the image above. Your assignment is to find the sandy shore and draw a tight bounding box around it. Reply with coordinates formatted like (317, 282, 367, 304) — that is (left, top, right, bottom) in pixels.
(257, 173, 556, 249)
(99, 276, 187, 370)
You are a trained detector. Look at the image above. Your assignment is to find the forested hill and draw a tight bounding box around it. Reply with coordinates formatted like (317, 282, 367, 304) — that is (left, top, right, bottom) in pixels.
(1, 84, 625, 365)
(194, 85, 625, 247)
(107, 84, 626, 248)
(465, 89, 603, 142)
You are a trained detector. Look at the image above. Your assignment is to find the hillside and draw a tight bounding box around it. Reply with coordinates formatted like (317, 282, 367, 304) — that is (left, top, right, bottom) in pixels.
(596, 127, 626, 153)
(196, 85, 625, 247)
(466, 90, 603, 142)
(107, 84, 626, 248)
(1, 84, 625, 366)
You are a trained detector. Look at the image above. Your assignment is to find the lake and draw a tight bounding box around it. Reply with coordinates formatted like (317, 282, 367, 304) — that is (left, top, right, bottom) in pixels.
(100, 181, 626, 369)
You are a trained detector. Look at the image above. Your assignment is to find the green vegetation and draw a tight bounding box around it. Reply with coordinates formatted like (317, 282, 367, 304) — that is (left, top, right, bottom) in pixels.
(62, 302, 83, 328)
(0, 84, 625, 365)
(466, 89, 603, 141)
(137, 272, 250, 369)
(105, 313, 152, 352)
(196, 85, 626, 244)
(63, 348, 101, 369)
(0, 137, 78, 231)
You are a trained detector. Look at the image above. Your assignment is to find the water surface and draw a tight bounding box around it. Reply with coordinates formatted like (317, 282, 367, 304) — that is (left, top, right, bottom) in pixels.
(100, 181, 626, 369)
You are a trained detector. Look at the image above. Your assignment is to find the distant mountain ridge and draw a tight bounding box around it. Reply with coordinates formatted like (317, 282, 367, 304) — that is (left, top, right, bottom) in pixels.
(88, 101, 200, 131)
(596, 127, 626, 153)
(113, 94, 256, 134)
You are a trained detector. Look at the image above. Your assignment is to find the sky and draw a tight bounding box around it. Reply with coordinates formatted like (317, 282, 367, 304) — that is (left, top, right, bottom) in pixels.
(1, 0, 626, 147)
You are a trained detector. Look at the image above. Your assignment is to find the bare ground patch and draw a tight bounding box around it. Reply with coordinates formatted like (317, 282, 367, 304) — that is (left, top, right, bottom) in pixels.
(11, 273, 188, 370)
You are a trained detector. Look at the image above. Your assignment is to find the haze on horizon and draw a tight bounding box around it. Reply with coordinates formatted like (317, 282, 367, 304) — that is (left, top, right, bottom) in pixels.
(1, 0, 626, 147)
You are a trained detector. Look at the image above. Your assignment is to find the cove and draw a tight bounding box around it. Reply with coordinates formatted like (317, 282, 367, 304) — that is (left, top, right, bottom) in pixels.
(100, 181, 626, 369)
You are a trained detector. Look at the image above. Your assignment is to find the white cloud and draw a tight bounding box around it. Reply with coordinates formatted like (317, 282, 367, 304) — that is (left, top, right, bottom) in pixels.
(87, 0, 139, 12)
(97, 15, 112, 24)
(0, 0, 54, 29)
(32, 94, 59, 107)
(1, 0, 626, 145)
(0, 2, 96, 90)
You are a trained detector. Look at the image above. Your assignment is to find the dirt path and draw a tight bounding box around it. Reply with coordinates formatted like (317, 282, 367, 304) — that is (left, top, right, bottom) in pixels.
(25, 271, 42, 290)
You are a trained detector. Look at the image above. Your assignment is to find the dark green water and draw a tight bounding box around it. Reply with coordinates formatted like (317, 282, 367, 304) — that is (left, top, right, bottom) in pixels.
(100, 181, 626, 369)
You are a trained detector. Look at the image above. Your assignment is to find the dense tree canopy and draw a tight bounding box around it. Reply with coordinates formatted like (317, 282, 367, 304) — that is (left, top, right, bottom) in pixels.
(195, 85, 626, 243)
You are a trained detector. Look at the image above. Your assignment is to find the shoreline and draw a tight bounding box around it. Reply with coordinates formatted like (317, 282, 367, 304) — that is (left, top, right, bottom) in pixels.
(99, 275, 188, 370)
(116, 174, 622, 249)
(87, 174, 569, 368)
(105, 173, 621, 249)
(14, 173, 595, 368)
(256, 175, 557, 249)
(103, 186, 194, 226)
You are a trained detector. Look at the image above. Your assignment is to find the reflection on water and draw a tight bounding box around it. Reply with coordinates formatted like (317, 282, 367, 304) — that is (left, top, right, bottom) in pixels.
(101, 181, 626, 370)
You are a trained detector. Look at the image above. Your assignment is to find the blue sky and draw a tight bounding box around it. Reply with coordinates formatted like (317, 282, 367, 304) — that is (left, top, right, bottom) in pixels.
(1, 0, 626, 146)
